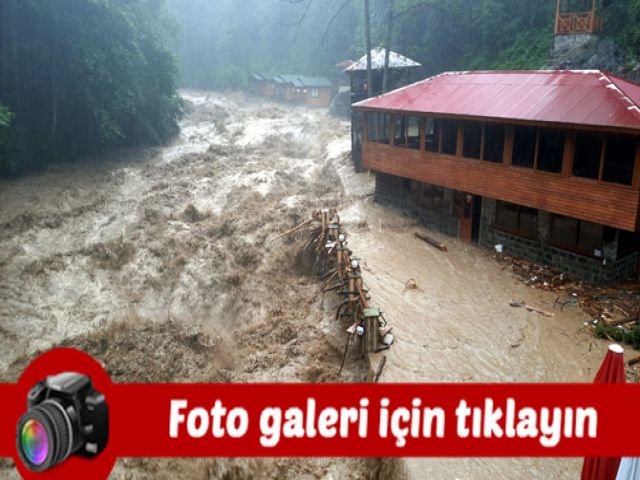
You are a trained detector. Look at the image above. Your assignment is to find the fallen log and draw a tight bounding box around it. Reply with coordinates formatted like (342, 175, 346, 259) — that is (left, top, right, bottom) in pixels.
(414, 232, 447, 252)
(509, 300, 554, 318)
(628, 356, 640, 367)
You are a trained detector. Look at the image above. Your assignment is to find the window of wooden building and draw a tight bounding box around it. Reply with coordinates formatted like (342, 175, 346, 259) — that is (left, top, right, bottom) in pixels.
(394, 116, 405, 146)
(495, 201, 538, 238)
(512, 126, 537, 168)
(425, 118, 440, 153)
(463, 122, 482, 159)
(441, 120, 458, 155)
(483, 124, 505, 163)
(570, 133, 636, 185)
(367, 112, 392, 144)
(378, 113, 392, 144)
(573, 132, 604, 179)
(602, 135, 636, 185)
(550, 214, 605, 256)
(537, 130, 564, 173)
(366, 112, 379, 142)
(407, 116, 421, 149)
(393, 115, 421, 149)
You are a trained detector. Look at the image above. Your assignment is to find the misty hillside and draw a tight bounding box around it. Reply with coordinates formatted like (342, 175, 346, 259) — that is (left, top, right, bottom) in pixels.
(3, 0, 640, 174)
(167, 0, 640, 88)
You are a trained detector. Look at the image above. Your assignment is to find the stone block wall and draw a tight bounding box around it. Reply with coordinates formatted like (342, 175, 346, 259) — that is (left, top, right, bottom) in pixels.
(480, 198, 638, 284)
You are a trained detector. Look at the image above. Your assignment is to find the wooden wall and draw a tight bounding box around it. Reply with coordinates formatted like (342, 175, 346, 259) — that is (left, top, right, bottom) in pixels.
(363, 142, 640, 232)
(304, 88, 333, 108)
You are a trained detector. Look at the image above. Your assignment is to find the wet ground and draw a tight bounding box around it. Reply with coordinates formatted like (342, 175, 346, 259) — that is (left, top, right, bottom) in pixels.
(0, 91, 623, 479)
(341, 203, 615, 479)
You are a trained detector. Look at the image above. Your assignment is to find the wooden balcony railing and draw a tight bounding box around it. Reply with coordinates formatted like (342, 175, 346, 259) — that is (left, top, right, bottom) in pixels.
(555, 12, 603, 35)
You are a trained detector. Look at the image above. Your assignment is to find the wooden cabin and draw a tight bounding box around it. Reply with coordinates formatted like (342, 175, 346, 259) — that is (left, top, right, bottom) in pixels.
(292, 76, 334, 108)
(345, 48, 421, 172)
(554, 0, 605, 56)
(254, 75, 334, 107)
(249, 73, 267, 96)
(272, 75, 299, 102)
(555, 0, 603, 35)
(353, 70, 640, 283)
(344, 48, 421, 104)
(258, 75, 278, 98)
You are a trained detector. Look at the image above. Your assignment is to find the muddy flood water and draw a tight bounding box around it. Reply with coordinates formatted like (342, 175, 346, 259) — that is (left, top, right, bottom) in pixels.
(0, 91, 623, 479)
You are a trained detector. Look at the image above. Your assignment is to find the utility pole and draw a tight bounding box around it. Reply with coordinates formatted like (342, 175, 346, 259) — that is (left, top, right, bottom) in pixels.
(364, 0, 373, 98)
(382, 0, 395, 93)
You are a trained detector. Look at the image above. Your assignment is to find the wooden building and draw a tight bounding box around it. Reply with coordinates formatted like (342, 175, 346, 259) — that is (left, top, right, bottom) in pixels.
(344, 48, 421, 103)
(249, 73, 268, 96)
(292, 76, 335, 108)
(555, 0, 603, 35)
(250, 74, 334, 107)
(554, 0, 605, 56)
(251, 74, 278, 98)
(272, 75, 300, 102)
(344, 48, 421, 171)
(353, 70, 640, 283)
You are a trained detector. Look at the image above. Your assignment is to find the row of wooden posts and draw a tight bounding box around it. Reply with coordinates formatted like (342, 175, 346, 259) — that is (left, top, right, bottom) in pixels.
(276, 208, 394, 374)
(308, 209, 394, 372)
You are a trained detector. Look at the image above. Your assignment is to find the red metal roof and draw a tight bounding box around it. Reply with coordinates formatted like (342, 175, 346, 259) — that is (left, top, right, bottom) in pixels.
(353, 70, 640, 131)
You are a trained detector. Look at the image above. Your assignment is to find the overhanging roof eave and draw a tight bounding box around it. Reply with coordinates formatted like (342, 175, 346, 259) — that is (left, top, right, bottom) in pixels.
(352, 106, 640, 135)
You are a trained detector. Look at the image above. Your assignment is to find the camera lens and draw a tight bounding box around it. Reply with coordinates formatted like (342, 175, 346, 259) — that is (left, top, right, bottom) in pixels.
(17, 400, 74, 472)
(20, 420, 49, 466)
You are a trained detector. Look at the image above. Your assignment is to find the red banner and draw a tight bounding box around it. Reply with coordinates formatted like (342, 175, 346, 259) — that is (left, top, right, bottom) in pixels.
(3, 348, 640, 479)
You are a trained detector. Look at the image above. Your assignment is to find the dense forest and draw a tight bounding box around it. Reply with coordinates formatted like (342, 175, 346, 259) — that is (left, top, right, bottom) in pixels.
(0, 0, 180, 175)
(3, 0, 640, 175)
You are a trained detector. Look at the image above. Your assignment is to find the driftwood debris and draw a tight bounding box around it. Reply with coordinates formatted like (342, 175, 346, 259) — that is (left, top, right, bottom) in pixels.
(272, 218, 313, 242)
(509, 300, 554, 318)
(628, 356, 640, 367)
(604, 315, 640, 328)
(414, 232, 447, 252)
(499, 254, 639, 320)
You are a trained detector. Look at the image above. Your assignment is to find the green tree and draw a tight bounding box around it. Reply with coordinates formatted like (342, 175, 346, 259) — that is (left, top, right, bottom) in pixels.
(0, 0, 181, 175)
(0, 104, 15, 172)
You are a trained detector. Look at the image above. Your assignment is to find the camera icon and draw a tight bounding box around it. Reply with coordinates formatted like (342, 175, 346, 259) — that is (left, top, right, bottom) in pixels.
(16, 372, 109, 472)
